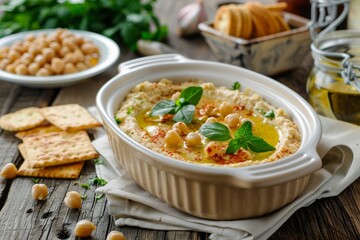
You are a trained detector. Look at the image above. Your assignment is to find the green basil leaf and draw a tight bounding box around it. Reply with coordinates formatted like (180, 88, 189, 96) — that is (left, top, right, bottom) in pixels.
(247, 136, 276, 153)
(173, 104, 195, 124)
(150, 100, 176, 116)
(179, 86, 203, 106)
(199, 122, 231, 141)
(226, 139, 243, 154)
(234, 121, 253, 140)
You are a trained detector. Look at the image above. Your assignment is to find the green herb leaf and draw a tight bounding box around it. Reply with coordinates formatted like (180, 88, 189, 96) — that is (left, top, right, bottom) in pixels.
(173, 104, 195, 124)
(127, 107, 134, 115)
(95, 193, 104, 200)
(150, 86, 203, 124)
(247, 136, 276, 152)
(88, 177, 108, 187)
(150, 100, 176, 117)
(81, 183, 90, 190)
(264, 109, 275, 119)
(114, 115, 121, 124)
(81, 194, 87, 200)
(199, 122, 231, 141)
(94, 158, 104, 165)
(179, 86, 203, 106)
(227, 121, 275, 153)
(231, 81, 241, 90)
(32, 178, 40, 183)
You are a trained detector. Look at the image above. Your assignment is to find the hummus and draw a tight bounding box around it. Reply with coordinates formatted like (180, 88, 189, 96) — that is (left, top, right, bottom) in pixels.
(115, 79, 301, 167)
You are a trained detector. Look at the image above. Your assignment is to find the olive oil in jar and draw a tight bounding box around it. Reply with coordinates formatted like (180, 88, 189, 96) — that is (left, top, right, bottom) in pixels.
(307, 30, 360, 125)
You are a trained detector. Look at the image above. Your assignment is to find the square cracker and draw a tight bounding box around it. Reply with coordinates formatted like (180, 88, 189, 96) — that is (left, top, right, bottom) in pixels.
(23, 130, 99, 168)
(39, 104, 101, 131)
(17, 144, 85, 179)
(15, 124, 62, 140)
(0, 107, 46, 132)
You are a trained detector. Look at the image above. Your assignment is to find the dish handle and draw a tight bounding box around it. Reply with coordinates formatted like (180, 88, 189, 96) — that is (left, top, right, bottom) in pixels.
(117, 54, 190, 74)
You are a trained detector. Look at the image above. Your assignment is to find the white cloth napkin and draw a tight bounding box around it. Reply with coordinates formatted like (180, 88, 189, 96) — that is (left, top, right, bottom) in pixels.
(92, 113, 359, 240)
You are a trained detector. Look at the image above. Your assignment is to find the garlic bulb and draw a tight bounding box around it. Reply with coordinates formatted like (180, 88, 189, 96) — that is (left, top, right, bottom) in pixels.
(177, 0, 207, 36)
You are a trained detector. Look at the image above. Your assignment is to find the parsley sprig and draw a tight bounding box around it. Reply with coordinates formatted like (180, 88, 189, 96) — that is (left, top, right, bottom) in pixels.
(150, 86, 203, 124)
(199, 121, 275, 154)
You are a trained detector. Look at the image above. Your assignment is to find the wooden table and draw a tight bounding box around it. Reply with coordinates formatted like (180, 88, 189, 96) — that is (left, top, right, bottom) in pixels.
(0, 0, 359, 239)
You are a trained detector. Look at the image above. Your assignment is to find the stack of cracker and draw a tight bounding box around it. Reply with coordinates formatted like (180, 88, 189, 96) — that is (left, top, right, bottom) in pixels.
(0, 104, 101, 179)
(214, 1, 290, 39)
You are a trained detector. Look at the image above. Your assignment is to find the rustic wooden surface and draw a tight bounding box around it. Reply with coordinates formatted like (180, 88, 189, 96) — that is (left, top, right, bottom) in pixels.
(0, 0, 359, 239)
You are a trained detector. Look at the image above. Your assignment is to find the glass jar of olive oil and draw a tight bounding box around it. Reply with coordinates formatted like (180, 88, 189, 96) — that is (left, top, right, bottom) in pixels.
(307, 30, 360, 125)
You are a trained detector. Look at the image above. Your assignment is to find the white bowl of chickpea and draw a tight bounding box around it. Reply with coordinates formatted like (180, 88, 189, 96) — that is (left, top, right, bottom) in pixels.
(96, 54, 322, 220)
(0, 28, 120, 88)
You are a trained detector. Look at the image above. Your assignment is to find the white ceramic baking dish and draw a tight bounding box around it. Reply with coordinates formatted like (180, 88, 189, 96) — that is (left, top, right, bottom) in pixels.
(96, 54, 322, 220)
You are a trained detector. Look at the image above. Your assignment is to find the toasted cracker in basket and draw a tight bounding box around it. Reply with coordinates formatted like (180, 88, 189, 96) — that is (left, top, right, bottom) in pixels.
(237, 5, 252, 39)
(214, 5, 237, 36)
(15, 124, 62, 140)
(23, 130, 99, 168)
(39, 104, 101, 131)
(17, 144, 85, 179)
(0, 107, 46, 132)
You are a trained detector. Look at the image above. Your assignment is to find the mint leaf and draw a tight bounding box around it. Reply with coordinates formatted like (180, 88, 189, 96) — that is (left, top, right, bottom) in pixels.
(231, 81, 241, 90)
(199, 122, 231, 141)
(173, 104, 195, 124)
(179, 86, 203, 106)
(150, 100, 176, 117)
(247, 136, 276, 152)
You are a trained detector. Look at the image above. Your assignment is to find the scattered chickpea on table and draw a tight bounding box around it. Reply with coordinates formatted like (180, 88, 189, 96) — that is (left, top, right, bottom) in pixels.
(0, 28, 99, 76)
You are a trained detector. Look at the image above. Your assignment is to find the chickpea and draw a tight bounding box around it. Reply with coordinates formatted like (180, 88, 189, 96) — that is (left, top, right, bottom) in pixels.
(41, 48, 55, 62)
(76, 62, 87, 71)
(186, 132, 202, 147)
(172, 122, 189, 136)
(63, 62, 77, 74)
(1, 163, 17, 179)
(5, 64, 16, 74)
(63, 52, 77, 63)
(64, 191, 82, 209)
(27, 46, 41, 56)
(225, 113, 240, 128)
(205, 117, 217, 123)
(219, 102, 233, 117)
(0, 58, 9, 70)
(74, 35, 84, 46)
(49, 41, 61, 53)
(164, 130, 182, 146)
(15, 63, 28, 75)
(25, 34, 35, 42)
(34, 54, 46, 66)
(74, 219, 96, 238)
(28, 62, 40, 75)
(43, 63, 54, 75)
(204, 142, 222, 158)
(73, 49, 85, 62)
(171, 91, 181, 101)
(59, 46, 70, 58)
(36, 68, 51, 76)
(32, 183, 48, 200)
(106, 230, 126, 240)
(81, 42, 98, 55)
(50, 58, 64, 74)
(85, 54, 99, 67)
(8, 50, 20, 63)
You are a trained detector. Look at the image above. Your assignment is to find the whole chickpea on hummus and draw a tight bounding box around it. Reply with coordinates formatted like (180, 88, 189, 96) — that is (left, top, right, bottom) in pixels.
(115, 79, 301, 167)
